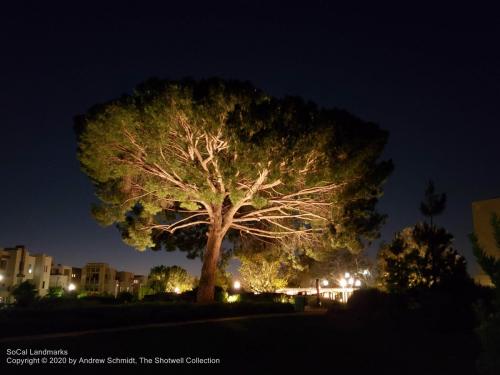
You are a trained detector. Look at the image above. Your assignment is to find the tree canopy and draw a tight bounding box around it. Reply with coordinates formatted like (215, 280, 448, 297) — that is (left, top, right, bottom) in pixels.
(148, 265, 194, 293)
(76, 78, 392, 302)
(239, 252, 290, 293)
(378, 182, 468, 293)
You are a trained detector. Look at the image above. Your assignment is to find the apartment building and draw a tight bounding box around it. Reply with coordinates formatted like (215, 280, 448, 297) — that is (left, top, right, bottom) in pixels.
(132, 275, 146, 295)
(81, 262, 117, 296)
(116, 271, 134, 293)
(71, 267, 82, 289)
(0, 245, 52, 302)
(49, 263, 73, 290)
(472, 197, 500, 286)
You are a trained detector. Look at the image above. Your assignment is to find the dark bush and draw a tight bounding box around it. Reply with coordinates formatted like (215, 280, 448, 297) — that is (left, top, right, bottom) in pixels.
(239, 292, 290, 303)
(117, 291, 135, 303)
(0, 301, 294, 337)
(318, 298, 344, 311)
(12, 281, 38, 308)
(347, 288, 389, 311)
(413, 283, 478, 332)
(142, 293, 178, 302)
(79, 295, 117, 305)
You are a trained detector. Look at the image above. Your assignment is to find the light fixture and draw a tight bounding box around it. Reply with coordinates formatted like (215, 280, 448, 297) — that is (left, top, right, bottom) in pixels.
(322, 279, 329, 287)
(68, 283, 76, 291)
(233, 280, 241, 290)
(344, 272, 350, 279)
(0, 274, 4, 281)
(348, 277, 354, 286)
(354, 279, 361, 287)
(339, 278, 347, 288)
(174, 287, 181, 294)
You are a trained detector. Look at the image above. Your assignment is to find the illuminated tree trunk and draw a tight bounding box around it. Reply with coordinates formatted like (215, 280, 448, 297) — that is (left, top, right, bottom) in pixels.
(197, 208, 224, 303)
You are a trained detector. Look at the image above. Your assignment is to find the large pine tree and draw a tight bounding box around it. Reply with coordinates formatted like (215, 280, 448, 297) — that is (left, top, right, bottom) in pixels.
(76, 78, 392, 302)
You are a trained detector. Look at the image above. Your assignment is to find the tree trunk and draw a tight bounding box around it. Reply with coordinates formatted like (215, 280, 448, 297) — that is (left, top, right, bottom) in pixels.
(197, 208, 223, 303)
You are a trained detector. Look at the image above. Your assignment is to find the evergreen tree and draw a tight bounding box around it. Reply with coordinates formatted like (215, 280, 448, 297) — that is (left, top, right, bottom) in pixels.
(378, 182, 468, 292)
(148, 265, 194, 293)
(76, 78, 392, 302)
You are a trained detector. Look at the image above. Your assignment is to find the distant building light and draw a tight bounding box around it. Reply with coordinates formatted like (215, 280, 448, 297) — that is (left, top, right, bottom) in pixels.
(28, 266, 33, 274)
(354, 280, 361, 287)
(339, 278, 347, 288)
(348, 277, 354, 286)
(174, 287, 181, 294)
(344, 272, 350, 279)
(322, 279, 329, 287)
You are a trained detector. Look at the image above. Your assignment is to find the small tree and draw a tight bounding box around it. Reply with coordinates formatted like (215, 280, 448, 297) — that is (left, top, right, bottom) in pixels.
(378, 182, 468, 292)
(239, 253, 289, 293)
(12, 281, 38, 307)
(420, 180, 446, 226)
(148, 265, 194, 293)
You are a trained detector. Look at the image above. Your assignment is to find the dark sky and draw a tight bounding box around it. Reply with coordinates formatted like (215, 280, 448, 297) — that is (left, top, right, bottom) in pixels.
(1, 2, 499, 277)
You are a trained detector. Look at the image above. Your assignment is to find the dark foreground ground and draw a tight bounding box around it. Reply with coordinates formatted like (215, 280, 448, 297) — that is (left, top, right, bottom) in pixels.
(0, 311, 479, 375)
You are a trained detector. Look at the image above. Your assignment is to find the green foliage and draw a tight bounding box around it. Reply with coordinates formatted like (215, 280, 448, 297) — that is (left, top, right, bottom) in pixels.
(12, 281, 38, 307)
(239, 253, 289, 293)
(76, 78, 393, 302)
(378, 223, 468, 293)
(289, 247, 373, 287)
(76, 78, 392, 256)
(47, 286, 64, 298)
(378, 183, 468, 293)
(148, 265, 194, 293)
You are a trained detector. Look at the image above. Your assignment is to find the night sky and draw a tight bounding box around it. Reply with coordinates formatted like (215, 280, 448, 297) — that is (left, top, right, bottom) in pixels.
(1, 2, 499, 277)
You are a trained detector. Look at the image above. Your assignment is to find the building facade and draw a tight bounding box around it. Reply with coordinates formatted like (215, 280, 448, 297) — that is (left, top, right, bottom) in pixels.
(0, 245, 52, 303)
(116, 271, 134, 294)
(71, 267, 82, 290)
(472, 197, 500, 286)
(81, 262, 117, 296)
(49, 263, 73, 291)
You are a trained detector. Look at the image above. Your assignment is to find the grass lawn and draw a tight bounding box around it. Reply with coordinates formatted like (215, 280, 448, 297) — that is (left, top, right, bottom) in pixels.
(0, 311, 480, 374)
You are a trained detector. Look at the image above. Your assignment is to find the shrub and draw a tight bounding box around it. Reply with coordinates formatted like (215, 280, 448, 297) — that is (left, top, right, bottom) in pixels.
(47, 286, 64, 298)
(239, 292, 291, 304)
(117, 291, 135, 303)
(79, 295, 117, 305)
(12, 281, 38, 307)
(345, 288, 408, 322)
(347, 288, 389, 312)
(414, 284, 477, 332)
